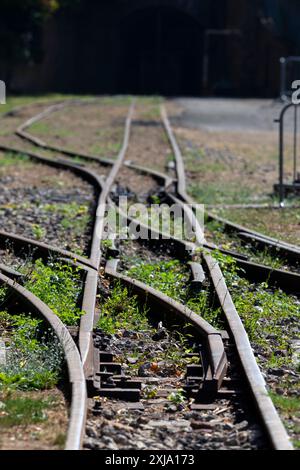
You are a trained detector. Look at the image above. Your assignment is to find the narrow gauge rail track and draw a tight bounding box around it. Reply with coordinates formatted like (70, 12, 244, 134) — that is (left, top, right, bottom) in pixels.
(0, 99, 296, 450)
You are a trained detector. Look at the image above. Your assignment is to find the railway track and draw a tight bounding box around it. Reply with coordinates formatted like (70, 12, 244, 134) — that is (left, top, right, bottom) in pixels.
(0, 98, 297, 450)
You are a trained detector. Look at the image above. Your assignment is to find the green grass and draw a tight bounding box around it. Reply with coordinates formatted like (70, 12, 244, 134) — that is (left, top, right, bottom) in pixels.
(0, 311, 63, 390)
(0, 396, 53, 427)
(213, 250, 300, 367)
(97, 283, 148, 334)
(215, 207, 300, 247)
(44, 202, 90, 235)
(0, 152, 31, 167)
(30, 120, 73, 138)
(97, 280, 200, 373)
(89, 141, 121, 156)
(183, 142, 277, 206)
(190, 181, 262, 206)
(270, 393, 300, 414)
(0, 259, 83, 391)
(0, 94, 95, 115)
(31, 224, 46, 241)
(269, 392, 300, 447)
(204, 218, 290, 271)
(128, 259, 188, 300)
(23, 259, 83, 326)
(127, 259, 223, 328)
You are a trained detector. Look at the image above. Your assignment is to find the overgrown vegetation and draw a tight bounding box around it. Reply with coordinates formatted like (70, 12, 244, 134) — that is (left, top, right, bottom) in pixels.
(0, 394, 54, 427)
(23, 259, 83, 326)
(97, 280, 200, 374)
(213, 250, 300, 368)
(0, 152, 31, 168)
(127, 259, 223, 328)
(205, 218, 291, 271)
(0, 311, 63, 390)
(96, 283, 148, 334)
(214, 207, 300, 248)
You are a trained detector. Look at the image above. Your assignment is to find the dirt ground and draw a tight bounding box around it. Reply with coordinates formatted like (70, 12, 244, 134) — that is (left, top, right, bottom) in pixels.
(28, 100, 130, 159)
(0, 388, 68, 450)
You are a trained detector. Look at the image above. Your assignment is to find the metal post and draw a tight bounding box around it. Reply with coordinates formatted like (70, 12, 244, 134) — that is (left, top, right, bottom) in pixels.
(293, 104, 298, 182)
(280, 57, 287, 101)
(279, 115, 285, 206)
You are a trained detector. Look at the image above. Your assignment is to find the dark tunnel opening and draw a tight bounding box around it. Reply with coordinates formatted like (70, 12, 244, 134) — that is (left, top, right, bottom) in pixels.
(118, 7, 203, 96)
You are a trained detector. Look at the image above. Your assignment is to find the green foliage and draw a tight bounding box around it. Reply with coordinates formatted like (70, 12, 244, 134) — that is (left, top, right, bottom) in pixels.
(0, 153, 30, 167)
(97, 283, 148, 334)
(213, 250, 300, 366)
(0, 310, 11, 330)
(0, 395, 53, 427)
(217, 207, 300, 247)
(167, 389, 186, 406)
(205, 218, 294, 271)
(0, 287, 7, 306)
(128, 260, 188, 302)
(101, 239, 113, 250)
(143, 386, 158, 399)
(0, 312, 63, 390)
(24, 259, 83, 325)
(270, 392, 300, 414)
(127, 259, 222, 328)
(31, 224, 46, 240)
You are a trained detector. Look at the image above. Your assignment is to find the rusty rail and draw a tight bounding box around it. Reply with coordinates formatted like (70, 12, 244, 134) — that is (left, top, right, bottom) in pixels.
(160, 104, 293, 450)
(0, 272, 86, 450)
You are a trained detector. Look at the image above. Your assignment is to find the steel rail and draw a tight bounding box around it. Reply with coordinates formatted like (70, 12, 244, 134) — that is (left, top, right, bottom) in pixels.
(105, 260, 228, 392)
(160, 106, 300, 258)
(0, 229, 95, 270)
(0, 99, 134, 449)
(8, 98, 300, 259)
(15, 99, 123, 167)
(160, 104, 293, 450)
(107, 166, 300, 295)
(79, 101, 135, 376)
(0, 271, 86, 450)
(2, 99, 295, 449)
(0, 100, 134, 375)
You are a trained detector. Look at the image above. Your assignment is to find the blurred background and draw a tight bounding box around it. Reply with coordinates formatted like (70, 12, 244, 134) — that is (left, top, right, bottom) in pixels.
(1, 0, 300, 97)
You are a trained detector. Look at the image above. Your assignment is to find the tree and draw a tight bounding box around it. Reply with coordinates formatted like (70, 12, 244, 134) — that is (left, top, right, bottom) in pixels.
(0, 0, 80, 87)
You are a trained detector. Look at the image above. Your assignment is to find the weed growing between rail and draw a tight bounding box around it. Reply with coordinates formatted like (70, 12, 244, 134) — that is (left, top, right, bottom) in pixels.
(215, 207, 300, 248)
(0, 311, 63, 390)
(211, 250, 300, 445)
(127, 259, 223, 328)
(96, 283, 148, 334)
(205, 218, 291, 271)
(0, 152, 31, 168)
(214, 250, 300, 367)
(22, 259, 83, 326)
(42, 202, 91, 254)
(96, 280, 201, 376)
(269, 392, 300, 449)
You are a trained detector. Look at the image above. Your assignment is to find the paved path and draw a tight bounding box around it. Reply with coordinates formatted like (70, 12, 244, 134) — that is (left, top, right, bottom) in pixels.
(169, 98, 286, 133)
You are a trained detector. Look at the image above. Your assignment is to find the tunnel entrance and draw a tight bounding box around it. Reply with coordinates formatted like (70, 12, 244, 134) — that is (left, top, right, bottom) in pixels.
(118, 7, 203, 96)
